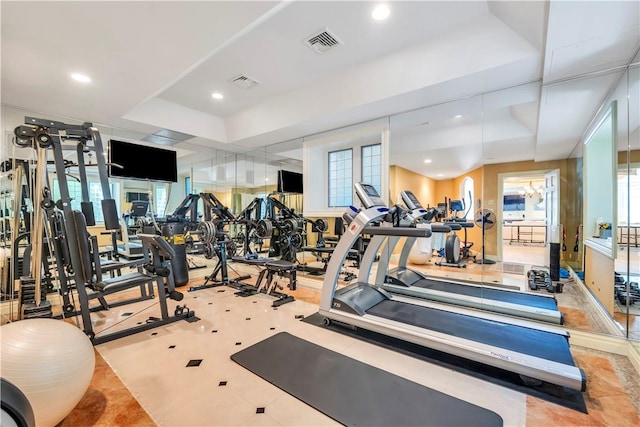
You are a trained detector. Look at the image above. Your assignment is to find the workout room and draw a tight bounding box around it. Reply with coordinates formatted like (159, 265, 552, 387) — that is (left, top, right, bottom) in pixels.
(1, 2, 639, 427)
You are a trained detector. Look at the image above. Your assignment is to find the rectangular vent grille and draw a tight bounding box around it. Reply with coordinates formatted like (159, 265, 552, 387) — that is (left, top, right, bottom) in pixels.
(304, 29, 342, 54)
(230, 74, 260, 89)
(142, 129, 195, 146)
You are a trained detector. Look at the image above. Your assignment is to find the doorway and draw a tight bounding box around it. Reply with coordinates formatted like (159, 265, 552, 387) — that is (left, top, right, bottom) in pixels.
(497, 170, 560, 267)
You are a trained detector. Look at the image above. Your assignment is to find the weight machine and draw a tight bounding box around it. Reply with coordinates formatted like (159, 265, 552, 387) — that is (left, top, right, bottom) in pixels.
(12, 117, 196, 340)
(238, 195, 306, 263)
(188, 197, 296, 307)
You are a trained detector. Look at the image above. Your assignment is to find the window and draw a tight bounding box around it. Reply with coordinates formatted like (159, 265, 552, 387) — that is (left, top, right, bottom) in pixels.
(185, 176, 191, 195)
(328, 149, 353, 207)
(88, 182, 106, 222)
(618, 170, 640, 224)
(361, 143, 381, 194)
(52, 179, 119, 224)
(155, 186, 168, 217)
(52, 179, 82, 212)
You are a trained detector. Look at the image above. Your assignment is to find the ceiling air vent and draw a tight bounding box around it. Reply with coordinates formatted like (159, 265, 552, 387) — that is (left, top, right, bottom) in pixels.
(229, 74, 260, 89)
(303, 28, 342, 54)
(141, 129, 195, 146)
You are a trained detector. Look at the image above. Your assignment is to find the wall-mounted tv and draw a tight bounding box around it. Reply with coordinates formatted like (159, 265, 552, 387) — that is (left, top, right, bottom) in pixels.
(277, 170, 303, 194)
(109, 139, 177, 182)
(503, 194, 526, 211)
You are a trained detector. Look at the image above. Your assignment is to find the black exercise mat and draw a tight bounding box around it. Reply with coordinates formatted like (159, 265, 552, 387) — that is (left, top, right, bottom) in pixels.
(303, 313, 587, 413)
(231, 332, 503, 427)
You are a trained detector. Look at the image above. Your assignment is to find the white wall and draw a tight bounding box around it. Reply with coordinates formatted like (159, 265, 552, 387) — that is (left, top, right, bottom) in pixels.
(303, 118, 389, 217)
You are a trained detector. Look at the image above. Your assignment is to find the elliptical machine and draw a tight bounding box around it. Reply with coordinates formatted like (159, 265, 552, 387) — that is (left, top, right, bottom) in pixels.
(435, 194, 474, 268)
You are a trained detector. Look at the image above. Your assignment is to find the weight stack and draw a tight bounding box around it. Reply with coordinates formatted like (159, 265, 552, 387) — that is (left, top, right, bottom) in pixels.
(549, 242, 561, 282)
(20, 277, 53, 319)
(161, 222, 189, 287)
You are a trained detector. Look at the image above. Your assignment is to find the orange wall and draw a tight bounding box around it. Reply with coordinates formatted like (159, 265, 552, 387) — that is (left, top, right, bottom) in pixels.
(389, 166, 437, 254)
(389, 165, 437, 206)
(389, 165, 483, 253)
(482, 159, 580, 265)
(434, 180, 453, 206)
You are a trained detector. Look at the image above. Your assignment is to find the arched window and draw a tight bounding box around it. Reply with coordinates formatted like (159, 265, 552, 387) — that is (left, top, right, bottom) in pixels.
(460, 177, 474, 218)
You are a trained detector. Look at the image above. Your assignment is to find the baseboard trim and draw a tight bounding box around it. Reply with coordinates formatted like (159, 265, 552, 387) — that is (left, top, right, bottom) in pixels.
(628, 341, 640, 375)
(567, 267, 624, 336)
(569, 329, 629, 355)
(568, 329, 640, 378)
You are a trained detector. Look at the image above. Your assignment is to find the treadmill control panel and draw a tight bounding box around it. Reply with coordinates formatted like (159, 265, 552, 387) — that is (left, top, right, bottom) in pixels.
(401, 190, 423, 210)
(355, 182, 386, 208)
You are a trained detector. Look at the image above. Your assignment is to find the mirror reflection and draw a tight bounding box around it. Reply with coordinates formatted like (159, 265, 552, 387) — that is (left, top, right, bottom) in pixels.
(2, 65, 639, 342)
(2, 62, 639, 343)
(1, 3, 639, 423)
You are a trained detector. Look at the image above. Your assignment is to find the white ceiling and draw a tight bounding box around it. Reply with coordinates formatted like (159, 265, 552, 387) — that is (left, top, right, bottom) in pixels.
(2, 1, 639, 181)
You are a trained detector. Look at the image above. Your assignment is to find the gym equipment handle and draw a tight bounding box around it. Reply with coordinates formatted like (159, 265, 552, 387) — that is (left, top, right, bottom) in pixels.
(361, 227, 432, 237)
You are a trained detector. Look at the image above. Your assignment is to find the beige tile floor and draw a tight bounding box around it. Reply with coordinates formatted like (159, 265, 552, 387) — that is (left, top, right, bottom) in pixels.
(59, 255, 635, 426)
(93, 284, 528, 426)
(4, 249, 640, 426)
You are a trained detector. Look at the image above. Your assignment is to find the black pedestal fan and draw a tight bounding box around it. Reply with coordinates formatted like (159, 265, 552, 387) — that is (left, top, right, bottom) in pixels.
(474, 209, 496, 265)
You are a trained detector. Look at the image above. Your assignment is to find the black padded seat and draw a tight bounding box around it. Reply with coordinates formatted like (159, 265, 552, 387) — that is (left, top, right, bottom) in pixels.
(303, 247, 359, 256)
(93, 271, 153, 293)
(98, 259, 124, 279)
(264, 259, 295, 270)
(255, 259, 298, 295)
(100, 259, 121, 270)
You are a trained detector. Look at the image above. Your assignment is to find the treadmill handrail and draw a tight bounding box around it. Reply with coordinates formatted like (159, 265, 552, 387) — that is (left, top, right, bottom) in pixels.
(321, 206, 388, 310)
(362, 226, 432, 237)
(430, 223, 451, 233)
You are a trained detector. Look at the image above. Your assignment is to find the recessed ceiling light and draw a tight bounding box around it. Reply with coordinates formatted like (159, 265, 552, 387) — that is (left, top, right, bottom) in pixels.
(454, 114, 462, 118)
(265, 178, 269, 182)
(211, 92, 224, 100)
(71, 73, 91, 83)
(437, 173, 444, 177)
(423, 159, 432, 164)
(372, 4, 390, 21)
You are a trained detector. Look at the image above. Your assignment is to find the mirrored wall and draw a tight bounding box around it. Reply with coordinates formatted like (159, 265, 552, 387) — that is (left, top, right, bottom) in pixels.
(2, 52, 639, 342)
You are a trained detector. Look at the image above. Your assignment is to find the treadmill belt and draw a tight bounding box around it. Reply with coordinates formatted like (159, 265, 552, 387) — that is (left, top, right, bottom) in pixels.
(232, 332, 503, 427)
(367, 300, 575, 365)
(410, 276, 558, 311)
(302, 314, 587, 413)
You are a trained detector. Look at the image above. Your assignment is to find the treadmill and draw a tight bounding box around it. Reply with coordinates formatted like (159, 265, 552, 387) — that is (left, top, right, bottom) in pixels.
(319, 183, 585, 392)
(375, 190, 563, 325)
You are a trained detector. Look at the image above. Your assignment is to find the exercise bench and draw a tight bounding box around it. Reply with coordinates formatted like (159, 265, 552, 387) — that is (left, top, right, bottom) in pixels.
(231, 256, 297, 307)
(69, 211, 196, 345)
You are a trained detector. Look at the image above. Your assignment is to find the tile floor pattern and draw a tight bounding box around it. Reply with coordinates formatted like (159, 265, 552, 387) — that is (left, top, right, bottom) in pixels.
(5, 241, 639, 425)
(83, 284, 527, 426)
(57, 268, 640, 427)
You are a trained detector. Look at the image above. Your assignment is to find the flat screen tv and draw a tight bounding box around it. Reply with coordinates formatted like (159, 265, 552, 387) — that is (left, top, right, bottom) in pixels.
(109, 139, 177, 182)
(277, 170, 303, 194)
(503, 194, 526, 211)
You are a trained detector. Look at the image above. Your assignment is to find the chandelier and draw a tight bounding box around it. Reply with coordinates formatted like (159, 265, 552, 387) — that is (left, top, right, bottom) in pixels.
(518, 181, 544, 199)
